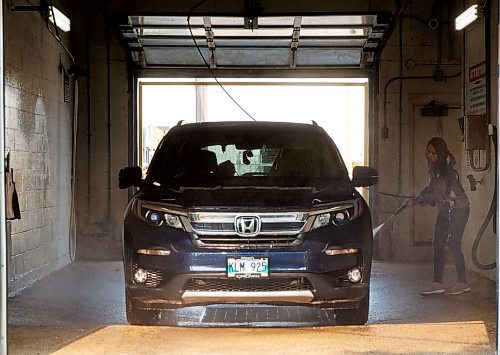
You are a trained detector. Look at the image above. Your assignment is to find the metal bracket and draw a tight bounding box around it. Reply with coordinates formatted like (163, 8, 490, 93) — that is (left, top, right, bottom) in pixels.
(289, 17, 301, 68)
(203, 17, 216, 69)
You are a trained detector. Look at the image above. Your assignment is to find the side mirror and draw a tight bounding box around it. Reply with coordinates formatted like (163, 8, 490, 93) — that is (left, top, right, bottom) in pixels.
(118, 166, 143, 189)
(351, 166, 378, 187)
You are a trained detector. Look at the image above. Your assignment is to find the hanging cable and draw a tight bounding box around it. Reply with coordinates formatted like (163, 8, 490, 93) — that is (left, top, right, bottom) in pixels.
(187, 0, 257, 121)
(378, 191, 414, 199)
(471, 125, 497, 270)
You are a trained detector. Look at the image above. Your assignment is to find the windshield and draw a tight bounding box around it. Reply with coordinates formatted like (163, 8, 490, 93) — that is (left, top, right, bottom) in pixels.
(148, 127, 348, 189)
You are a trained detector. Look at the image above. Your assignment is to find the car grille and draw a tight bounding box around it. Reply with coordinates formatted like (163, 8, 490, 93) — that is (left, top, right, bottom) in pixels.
(187, 212, 308, 248)
(190, 222, 304, 233)
(183, 277, 313, 292)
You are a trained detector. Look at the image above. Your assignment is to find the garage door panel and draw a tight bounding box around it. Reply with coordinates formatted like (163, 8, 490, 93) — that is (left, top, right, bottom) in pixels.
(140, 38, 207, 47)
(144, 47, 211, 66)
(296, 48, 361, 66)
(216, 48, 290, 66)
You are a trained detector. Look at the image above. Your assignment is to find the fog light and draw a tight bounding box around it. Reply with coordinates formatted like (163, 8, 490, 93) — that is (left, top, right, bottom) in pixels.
(347, 267, 362, 283)
(133, 268, 148, 283)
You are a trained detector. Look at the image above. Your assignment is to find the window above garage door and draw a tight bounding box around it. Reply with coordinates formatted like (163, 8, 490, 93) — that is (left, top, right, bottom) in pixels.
(118, 14, 391, 69)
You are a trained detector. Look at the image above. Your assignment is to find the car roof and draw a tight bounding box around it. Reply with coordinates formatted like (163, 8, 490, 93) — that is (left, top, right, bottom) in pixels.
(170, 121, 324, 135)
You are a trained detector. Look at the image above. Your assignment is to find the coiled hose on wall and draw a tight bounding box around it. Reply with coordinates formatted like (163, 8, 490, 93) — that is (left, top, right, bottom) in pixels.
(471, 125, 497, 270)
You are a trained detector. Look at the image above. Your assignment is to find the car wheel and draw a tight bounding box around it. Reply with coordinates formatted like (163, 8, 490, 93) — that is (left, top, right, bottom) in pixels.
(335, 294, 369, 325)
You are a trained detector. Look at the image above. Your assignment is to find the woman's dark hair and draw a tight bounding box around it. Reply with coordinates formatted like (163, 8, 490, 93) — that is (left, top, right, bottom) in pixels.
(427, 137, 456, 176)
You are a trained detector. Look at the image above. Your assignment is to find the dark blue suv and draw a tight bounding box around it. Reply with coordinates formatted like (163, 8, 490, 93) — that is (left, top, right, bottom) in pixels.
(119, 121, 378, 325)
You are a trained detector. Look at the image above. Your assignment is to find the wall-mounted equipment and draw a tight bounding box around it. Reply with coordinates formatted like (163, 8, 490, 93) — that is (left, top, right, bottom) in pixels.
(455, 4, 481, 31)
(466, 174, 482, 191)
(466, 114, 488, 150)
(420, 100, 448, 117)
(465, 114, 489, 171)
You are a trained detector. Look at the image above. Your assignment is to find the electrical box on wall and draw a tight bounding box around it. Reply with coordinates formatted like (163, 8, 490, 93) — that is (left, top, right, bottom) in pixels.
(465, 114, 488, 150)
(420, 101, 448, 117)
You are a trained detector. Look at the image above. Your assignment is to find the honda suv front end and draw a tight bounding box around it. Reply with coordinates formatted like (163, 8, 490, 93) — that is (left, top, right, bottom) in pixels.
(119, 121, 378, 325)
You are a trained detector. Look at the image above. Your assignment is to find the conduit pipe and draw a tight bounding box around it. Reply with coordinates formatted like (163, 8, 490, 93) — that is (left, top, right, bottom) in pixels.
(106, 20, 112, 219)
(0, 2, 7, 353)
(382, 72, 460, 192)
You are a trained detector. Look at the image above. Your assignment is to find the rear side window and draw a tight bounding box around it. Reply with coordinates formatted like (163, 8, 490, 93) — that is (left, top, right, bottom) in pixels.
(148, 128, 348, 188)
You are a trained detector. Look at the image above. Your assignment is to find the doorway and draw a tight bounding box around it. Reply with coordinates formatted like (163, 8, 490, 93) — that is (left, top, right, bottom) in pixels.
(138, 78, 369, 177)
(410, 96, 462, 252)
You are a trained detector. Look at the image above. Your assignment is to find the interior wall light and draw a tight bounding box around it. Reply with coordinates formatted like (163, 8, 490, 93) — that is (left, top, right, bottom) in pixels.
(48, 6, 71, 32)
(455, 4, 480, 31)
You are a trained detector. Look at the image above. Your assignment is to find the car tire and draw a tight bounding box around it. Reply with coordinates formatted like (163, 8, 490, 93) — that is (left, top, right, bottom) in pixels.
(335, 294, 369, 325)
(125, 294, 143, 325)
(126, 293, 169, 326)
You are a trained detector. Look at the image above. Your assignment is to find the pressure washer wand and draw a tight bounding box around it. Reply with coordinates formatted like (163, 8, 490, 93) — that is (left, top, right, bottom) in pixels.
(372, 202, 408, 238)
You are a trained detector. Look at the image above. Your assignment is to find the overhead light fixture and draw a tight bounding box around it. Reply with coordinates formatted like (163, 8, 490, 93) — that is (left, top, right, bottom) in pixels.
(455, 4, 480, 31)
(48, 6, 71, 32)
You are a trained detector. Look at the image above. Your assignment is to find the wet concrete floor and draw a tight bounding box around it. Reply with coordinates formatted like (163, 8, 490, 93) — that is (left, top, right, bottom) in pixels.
(8, 261, 497, 354)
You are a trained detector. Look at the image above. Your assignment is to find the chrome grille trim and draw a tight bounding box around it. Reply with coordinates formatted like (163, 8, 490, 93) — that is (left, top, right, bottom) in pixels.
(188, 212, 308, 236)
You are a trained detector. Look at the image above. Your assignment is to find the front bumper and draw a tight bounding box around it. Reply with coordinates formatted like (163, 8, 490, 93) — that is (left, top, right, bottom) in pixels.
(126, 249, 369, 310)
(124, 207, 372, 311)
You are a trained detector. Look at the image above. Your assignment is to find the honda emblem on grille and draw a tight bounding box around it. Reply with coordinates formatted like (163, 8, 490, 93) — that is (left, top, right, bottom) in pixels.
(235, 216, 261, 237)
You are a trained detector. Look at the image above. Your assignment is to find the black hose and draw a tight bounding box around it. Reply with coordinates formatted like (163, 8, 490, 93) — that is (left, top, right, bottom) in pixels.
(471, 125, 496, 270)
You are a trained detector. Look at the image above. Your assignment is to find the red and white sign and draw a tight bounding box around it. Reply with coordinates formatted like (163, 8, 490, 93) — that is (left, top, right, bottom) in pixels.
(467, 60, 486, 114)
(469, 61, 486, 83)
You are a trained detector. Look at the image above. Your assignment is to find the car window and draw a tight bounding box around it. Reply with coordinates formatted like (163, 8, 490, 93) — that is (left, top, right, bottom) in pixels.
(148, 128, 348, 188)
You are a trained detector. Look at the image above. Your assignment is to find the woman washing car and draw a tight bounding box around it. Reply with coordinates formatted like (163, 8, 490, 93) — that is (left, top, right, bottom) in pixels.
(405, 137, 470, 296)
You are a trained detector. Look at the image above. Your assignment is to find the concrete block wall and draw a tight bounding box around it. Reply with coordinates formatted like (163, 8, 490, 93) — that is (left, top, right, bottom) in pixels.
(4, 7, 74, 294)
(73, 2, 130, 261)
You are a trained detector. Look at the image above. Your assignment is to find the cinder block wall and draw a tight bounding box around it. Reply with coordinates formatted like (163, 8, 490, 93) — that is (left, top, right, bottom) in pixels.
(72, 1, 129, 261)
(4, 6, 73, 294)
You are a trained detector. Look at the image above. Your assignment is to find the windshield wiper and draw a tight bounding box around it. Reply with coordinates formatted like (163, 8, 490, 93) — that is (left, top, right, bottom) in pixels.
(178, 185, 317, 192)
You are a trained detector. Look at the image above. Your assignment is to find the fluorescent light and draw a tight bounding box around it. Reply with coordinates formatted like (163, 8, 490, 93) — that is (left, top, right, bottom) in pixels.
(455, 4, 479, 31)
(48, 6, 71, 32)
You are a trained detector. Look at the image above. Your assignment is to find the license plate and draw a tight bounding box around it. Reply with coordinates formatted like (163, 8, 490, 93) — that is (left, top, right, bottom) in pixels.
(227, 257, 269, 279)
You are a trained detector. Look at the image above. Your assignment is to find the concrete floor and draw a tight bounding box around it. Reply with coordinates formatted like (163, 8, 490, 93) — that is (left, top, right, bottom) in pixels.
(7, 260, 497, 354)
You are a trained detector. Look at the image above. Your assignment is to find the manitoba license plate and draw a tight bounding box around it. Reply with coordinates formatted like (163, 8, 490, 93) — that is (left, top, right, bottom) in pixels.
(227, 257, 269, 279)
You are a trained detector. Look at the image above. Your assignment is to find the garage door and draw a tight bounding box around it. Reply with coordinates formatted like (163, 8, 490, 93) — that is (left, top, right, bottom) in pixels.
(116, 14, 391, 69)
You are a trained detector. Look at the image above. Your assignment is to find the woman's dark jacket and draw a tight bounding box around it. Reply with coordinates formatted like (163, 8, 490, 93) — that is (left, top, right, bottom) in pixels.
(414, 165, 469, 211)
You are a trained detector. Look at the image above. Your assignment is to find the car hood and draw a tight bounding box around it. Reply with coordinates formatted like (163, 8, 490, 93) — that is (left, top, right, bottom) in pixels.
(138, 183, 354, 210)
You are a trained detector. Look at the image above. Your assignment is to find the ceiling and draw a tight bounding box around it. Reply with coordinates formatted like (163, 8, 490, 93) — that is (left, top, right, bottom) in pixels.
(117, 13, 393, 70)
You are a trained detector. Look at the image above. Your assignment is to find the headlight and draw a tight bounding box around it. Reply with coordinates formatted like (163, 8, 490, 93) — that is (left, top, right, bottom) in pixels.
(312, 213, 331, 230)
(133, 200, 185, 230)
(311, 199, 363, 230)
